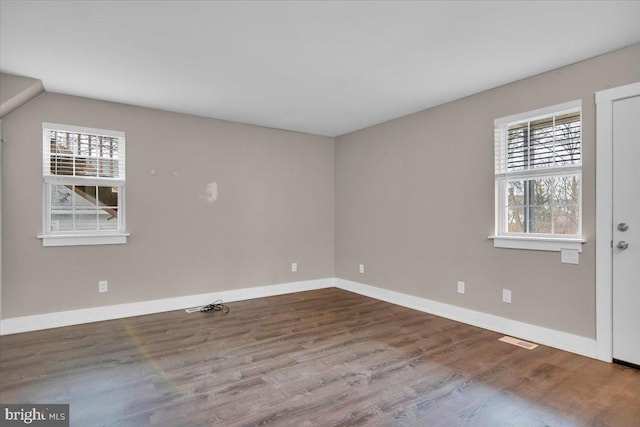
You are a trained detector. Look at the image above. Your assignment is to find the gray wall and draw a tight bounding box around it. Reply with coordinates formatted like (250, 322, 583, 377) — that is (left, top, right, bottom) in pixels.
(335, 44, 640, 339)
(2, 93, 335, 318)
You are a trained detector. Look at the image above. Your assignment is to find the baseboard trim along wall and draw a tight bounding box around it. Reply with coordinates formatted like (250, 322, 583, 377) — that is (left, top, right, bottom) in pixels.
(0, 278, 333, 335)
(335, 278, 597, 359)
(0, 277, 598, 360)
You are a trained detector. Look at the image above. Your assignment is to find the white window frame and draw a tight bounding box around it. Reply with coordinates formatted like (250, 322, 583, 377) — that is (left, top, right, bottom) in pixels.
(38, 123, 129, 247)
(491, 100, 585, 252)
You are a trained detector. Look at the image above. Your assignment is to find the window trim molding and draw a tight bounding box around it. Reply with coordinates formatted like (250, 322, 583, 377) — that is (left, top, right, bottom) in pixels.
(494, 99, 582, 128)
(42, 122, 125, 139)
(489, 235, 585, 252)
(493, 100, 583, 251)
(38, 232, 130, 247)
(40, 123, 127, 246)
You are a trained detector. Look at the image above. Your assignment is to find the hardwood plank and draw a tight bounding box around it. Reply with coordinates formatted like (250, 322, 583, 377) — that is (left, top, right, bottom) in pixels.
(1, 288, 639, 426)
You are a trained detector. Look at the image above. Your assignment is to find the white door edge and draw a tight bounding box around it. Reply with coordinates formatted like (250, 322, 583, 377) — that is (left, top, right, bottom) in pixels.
(0, 119, 2, 322)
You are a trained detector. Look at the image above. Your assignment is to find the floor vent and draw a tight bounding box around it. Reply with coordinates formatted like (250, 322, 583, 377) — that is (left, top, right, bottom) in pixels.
(499, 336, 538, 350)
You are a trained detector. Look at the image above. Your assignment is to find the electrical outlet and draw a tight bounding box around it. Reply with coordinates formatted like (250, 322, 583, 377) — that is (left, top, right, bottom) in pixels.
(457, 281, 465, 294)
(359, 264, 365, 274)
(291, 262, 297, 272)
(98, 280, 108, 293)
(502, 288, 512, 303)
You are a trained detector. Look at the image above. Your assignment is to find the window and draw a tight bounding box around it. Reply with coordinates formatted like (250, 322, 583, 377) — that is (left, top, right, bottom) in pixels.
(39, 123, 128, 246)
(493, 100, 583, 252)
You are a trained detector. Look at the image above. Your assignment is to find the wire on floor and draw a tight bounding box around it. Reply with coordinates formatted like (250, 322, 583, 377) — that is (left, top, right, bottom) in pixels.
(185, 300, 230, 314)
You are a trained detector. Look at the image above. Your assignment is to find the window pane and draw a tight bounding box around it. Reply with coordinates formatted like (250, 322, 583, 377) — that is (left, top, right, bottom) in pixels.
(97, 186, 119, 207)
(507, 207, 525, 232)
(506, 176, 580, 235)
(74, 186, 97, 207)
(530, 178, 553, 206)
(552, 175, 580, 206)
(554, 113, 581, 166)
(51, 185, 73, 207)
(554, 205, 579, 235)
(50, 154, 74, 176)
(77, 156, 97, 177)
(98, 158, 118, 178)
(47, 183, 123, 233)
(99, 209, 118, 230)
(89, 135, 99, 156)
(506, 126, 527, 171)
(529, 206, 552, 233)
(507, 180, 525, 206)
(503, 110, 580, 172)
(51, 210, 73, 232)
(75, 211, 98, 231)
(529, 118, 554, 169)
(78, 134, 90, 156)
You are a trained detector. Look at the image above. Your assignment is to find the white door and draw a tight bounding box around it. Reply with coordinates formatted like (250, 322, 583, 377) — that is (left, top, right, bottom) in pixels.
(612, 94, 640, 366)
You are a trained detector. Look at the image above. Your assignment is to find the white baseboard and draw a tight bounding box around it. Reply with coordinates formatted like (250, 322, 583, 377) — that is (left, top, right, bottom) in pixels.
(0, 278, 334, 335)
(0, 277, 597, 360)
(335, 278, 597, 359)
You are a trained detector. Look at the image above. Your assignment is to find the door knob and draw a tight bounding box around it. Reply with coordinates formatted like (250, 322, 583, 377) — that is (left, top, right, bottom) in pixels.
(617, 223, 629, 232)
(617, 241, 629, 250)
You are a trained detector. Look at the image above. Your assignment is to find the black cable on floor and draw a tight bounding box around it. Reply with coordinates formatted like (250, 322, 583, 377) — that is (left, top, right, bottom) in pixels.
(199, 300, 229, 314)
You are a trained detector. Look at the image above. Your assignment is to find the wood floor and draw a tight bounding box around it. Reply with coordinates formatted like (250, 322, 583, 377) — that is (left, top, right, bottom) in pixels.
(1, 288, 639, 426)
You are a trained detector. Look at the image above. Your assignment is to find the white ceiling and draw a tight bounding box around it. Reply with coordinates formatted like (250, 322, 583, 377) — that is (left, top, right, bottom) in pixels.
(1, 1, 639, 137)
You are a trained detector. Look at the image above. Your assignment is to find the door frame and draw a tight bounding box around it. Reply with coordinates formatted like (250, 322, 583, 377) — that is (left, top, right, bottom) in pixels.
(0, 120, 2, 322)
(595, 82, 640, 362)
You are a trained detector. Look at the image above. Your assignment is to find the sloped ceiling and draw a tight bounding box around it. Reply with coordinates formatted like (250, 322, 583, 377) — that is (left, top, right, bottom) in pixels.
(0, 73, 44, 118)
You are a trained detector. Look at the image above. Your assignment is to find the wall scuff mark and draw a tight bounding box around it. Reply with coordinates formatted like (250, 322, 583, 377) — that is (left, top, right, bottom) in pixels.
(201, 182, 218, 203)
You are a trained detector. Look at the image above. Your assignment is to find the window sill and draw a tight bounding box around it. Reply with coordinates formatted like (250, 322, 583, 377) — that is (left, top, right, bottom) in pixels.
(489, 235, 585, 252)
(38, 233, 129, 247)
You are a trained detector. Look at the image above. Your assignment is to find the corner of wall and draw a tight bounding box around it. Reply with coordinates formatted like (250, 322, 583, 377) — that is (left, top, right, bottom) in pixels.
(0, 73, 45, 118)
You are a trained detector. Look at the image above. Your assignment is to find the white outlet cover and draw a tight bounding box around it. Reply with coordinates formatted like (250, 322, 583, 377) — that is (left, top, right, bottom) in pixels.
(502, 289, 512, 303)
(359, 264, 365, 274)
(98, 280, 108, 293)
(291, 262, 297, 272)
(561, 249, 579, 264)
(457, 281, 465, 294)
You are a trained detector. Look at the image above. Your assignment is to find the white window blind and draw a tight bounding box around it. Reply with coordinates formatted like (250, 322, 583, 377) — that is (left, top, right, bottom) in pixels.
(43, 124, 125, 184)
(496, 109, 581, 178)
